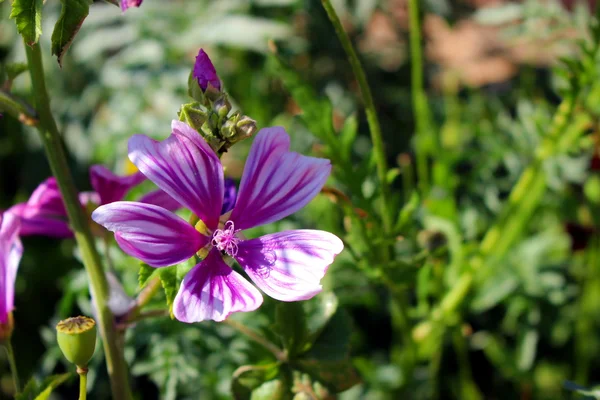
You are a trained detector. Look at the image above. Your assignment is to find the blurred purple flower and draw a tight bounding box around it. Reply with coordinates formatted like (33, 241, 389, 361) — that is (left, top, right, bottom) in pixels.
(121, 0, 143, 12)
(193, 49, 221, 91)
(93, 120, 343, 323)
(221, 178, 237, 215)
(0, 212, 22, 324)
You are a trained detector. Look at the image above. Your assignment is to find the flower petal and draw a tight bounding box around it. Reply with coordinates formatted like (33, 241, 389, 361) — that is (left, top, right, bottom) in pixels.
(174, 249, 263, 323)
(90, 165, 146, 205)
(7, 178, 72, 238)
(138, 189, 182, 212)
(128, 121, 223, 229)
(230, 127, 331, 230)
(235, 230, 343, 301)
(121, 0, 143, 11)
(222, 178, 237, 215)
(0, 212, 22, 323)
(92, 201, 207, 267)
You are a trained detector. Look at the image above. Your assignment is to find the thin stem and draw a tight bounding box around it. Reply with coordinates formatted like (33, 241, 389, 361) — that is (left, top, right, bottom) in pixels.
(4, 340, 20, 393)
(0, 89, 38, 126)
(320, 0, 393, 233)
(24, 41, 132, 400)
(408, 0, 433, 194)
(223, 319, 286, 362)
(123, 276, 162, 324)
(78, 369, 88, 400)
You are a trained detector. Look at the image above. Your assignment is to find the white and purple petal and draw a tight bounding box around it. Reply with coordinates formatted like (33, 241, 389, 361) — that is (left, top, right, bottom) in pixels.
(230, 127, 331, 230)
(0, 212, 22, 323)
(173, 249, 263, 323)
(235, 230, 343, 302)
(128, 121, 223, 229)
(92, 201, 207, 267)
(89, 165, 146, 205)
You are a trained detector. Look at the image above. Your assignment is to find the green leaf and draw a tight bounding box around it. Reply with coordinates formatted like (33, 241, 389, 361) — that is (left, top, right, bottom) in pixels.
(250, 379, 288, 400)
(159, 266, 178, 318)
(138, 263, 157, 289)
(296, 310, 360, 393)
(291, 371, 333, 400)
(51, 0, 90, 67)
(231, 363, 280, 400)
(303, 292, 338, 345)
(10, 0, 43, 45)
(16, 373, 73, 400)
(274, 302, 308, 358)
(267, 53, 336, 148)
(339, 113, 357, 159)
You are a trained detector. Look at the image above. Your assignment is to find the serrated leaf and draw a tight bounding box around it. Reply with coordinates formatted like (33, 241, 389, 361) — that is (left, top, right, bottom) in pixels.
(51, 0, 90, 67)
(138, 263, 157, 289)
(10, 0, 43, 45)
(159, 266, 178, 318)
(275, 302, 308, 358)
(232, 363, 280, 400)
(16, 373, 73, 400)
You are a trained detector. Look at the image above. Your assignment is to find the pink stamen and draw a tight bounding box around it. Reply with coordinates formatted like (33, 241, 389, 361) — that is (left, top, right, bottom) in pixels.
(211, 220, 240, 256)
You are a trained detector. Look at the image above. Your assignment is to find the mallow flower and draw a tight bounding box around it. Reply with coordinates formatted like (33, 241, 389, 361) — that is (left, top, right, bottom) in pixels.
(8, 166, 181, 238)
(0, 212, 22, 326)
(92, 120, 343, 322)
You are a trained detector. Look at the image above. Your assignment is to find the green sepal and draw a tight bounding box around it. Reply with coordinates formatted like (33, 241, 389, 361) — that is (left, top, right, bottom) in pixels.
(51, 0, 90, 67)
(138, 263, 157, 289)
(10, 0, 43, 45)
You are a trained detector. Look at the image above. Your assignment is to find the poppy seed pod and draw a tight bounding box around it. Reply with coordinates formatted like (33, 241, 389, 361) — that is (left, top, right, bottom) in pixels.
(56, 316, 97, 367)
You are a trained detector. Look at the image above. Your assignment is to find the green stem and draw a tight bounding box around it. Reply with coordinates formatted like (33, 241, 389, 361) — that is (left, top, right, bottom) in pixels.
(78, 369, 88, 400)
(320, 0, 393, 233)
(24, 41, 132, 400)
(5, 340, 20, 393)
(408, 0, 433, 194)
(0, 89, 38, 126)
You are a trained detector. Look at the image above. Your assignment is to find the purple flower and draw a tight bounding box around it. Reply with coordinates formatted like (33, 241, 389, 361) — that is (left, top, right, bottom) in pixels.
(0, 212, 22, 324)
(8, 178, 73, 238)
(90, 165, 146, 206)
(92, 120, 343, 322)
(120, 0, 143, 11)
(193, 49, 221, 92)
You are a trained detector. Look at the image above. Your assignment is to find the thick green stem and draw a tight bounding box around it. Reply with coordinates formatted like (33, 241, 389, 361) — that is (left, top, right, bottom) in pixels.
(78, 369, 88, 400)
(5, 340, 20, 393)
(24, 42, 132, 400)
(0, 89, 38, 126)
(408, 0, 433, 194)
(320, 0, 393, 233)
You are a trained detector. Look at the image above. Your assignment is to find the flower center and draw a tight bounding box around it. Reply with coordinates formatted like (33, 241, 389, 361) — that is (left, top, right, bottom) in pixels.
(211, 220, 240, 257)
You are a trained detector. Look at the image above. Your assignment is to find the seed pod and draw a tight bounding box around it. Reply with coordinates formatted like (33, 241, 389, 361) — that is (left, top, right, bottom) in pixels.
(56, 316, 97, 367)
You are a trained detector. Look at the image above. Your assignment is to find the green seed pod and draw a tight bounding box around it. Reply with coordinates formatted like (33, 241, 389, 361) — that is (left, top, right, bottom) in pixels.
(56, 316, 97, 367)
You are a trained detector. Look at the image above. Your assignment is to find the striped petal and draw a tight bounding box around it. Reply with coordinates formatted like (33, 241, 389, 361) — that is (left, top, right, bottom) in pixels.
(138, 189, 182, 212)
(89, 165, 146, 205)
(174, 249, 263, 323)
(0, 212, 22, 323)
(230, 127, 331, 230)
(128, 120, 223, 229)
(235, 230, 343, 301)
(92, 201, 206, 267)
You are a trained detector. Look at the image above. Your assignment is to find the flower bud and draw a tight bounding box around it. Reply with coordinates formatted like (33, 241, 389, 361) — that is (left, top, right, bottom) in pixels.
(213, 97, 232, 119)
(193, 49, 221, 92)
(233, 116, 257, 142)
(178, 103, 208, 133)
(56, 316, 97, 367)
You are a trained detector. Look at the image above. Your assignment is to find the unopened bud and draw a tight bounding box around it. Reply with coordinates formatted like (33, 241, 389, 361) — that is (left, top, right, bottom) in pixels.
(179, 103, 208, 134)
(56, 316, 96, 367)
(234, 116, 257, 142)
(213, 97, 232, 119)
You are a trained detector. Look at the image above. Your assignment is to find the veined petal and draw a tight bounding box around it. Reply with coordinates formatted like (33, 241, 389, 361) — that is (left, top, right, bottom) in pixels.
(92, 202, 207, 267)
(0, 212, 22, 323)
(235, 230, 343, 301)
(26, 177, 67, 216)
(230, 127, 331, 230)
(138, 189, 182, 212)
(8, 203, 72, 237)
(129, 121, 223, 229)
(90, 165, 146, 205)
(173, 249, 263, 323)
